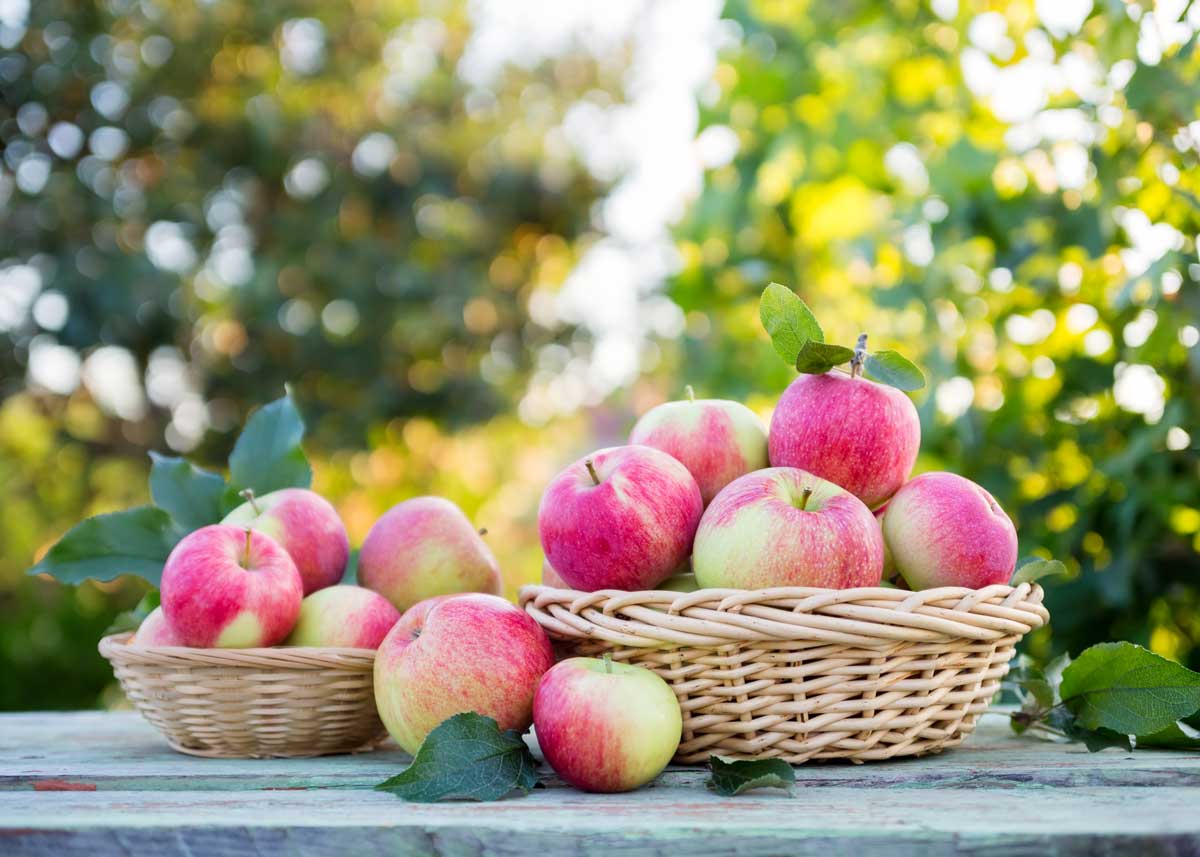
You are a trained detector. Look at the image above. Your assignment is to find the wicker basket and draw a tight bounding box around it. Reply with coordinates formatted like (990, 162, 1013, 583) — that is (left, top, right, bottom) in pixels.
(99, 634, 388, 758)
(519, 582, 1048, 764)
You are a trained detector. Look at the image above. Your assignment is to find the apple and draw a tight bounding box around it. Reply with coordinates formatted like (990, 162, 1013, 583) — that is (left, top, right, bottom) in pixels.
(693, 467, 884, 589)
(373, 593, 555, 754)
(629, 387, 768, 505)
(284, 584, 401, 648)
(533, 656, 682, 793)
(358, 497, 502, 612)
(544, 558, 698, 593)
(538, 445, 703, 591)
(129, 606, 184, 647)
(222, 488, 349, 595)
(768, 371, 920, 509)
(882, 472, 1019, 589)
(161, 524, 303, 648)
(542, 558, 568, 588)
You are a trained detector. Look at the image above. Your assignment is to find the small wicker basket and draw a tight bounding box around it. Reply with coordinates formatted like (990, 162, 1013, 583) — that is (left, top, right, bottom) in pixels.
(99, 634, 388, 758)
(520, 582, 1048, 764)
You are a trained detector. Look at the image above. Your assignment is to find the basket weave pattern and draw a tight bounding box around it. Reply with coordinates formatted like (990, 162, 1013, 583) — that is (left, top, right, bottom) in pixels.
(520, 583, 1048, 764)
(99, 634, 388, 758)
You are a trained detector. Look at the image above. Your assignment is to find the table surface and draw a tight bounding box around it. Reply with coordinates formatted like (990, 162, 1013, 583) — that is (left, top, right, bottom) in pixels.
(1, 710, 1197, 856)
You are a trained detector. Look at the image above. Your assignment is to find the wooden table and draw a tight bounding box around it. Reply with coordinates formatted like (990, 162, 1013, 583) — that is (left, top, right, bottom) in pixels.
(1, 710, 1197, 855)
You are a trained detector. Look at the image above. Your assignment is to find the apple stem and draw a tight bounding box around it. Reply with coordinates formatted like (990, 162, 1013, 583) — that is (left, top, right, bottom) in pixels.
(685, 385, 696, 403)
(584, 458, 601, 486)
(850, 333, 868, 379)
(239, 488, 262, 516)
(242, 528, 253, 569)
(602, 652, 614, 674)
(798, 486, 814, 511)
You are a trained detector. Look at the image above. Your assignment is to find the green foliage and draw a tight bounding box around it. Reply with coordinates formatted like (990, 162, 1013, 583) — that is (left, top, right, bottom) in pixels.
(148, 454, 228, 531)
(1012, 558, 1069, 586)
(759, 282, 824, 364)
(706, 756, 795, 795)
(794, 341, 854, 374)
(105, 591, 161, 637)
(27, 508, 181, 587)
(227, 393, 312, 498)
(863, 351, 925, 392)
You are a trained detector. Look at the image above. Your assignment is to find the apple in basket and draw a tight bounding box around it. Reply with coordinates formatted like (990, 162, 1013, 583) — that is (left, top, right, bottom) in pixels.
(160, 524, 303, 648)
(629, 387, 769, 506)
(373, 593, 555, 754)
(543, 558, 699, 593)
(358, 496, 502, 612)
(881, 471, 1019, 589)
(534, 656, 682, 793)
(129, 606, 184, 647)
(284, 585, 401, 648)
(693, 467, 884, 589)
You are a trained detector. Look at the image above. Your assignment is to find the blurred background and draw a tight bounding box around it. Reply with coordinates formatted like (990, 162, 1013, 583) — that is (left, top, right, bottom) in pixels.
(1, 0, 1197, 710)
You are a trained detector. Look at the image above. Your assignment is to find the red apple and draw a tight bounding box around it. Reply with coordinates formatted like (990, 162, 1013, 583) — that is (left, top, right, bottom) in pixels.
(129, 606, 184, 647)
(629, 388, 768, 505)
(693, 467, 884, 589)
(284, 584, 401, 648)
(373, 593, 554, 753)
(161, 524, 303, 648)
(534, 656, 681, 793)
(358, 497, 502, 612)
(882, 472, 1018, 589)
(538, 445, 703, 591)
(768, 371, 920, 508)
(222, 488, 349, 595)
(542, 558, 568, 588)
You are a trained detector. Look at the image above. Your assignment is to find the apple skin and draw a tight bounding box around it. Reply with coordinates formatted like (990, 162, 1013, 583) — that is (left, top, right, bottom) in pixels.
(533, 657, 682, 793)
(222, 488, 349, 595)
(358, 497, 502, 612)
(542, 559, 568, 588)
(544, 559, 698, 593)
(538, 445, 703, 591)
(161, 524, 303, 648)
(883, 472, 1019, 589)
(130, 606, 184, 647)
(630, 396, 768, 505)
(768, 372, 920, 509)
(373, 593, 555, 754)
(693, 467, 884, 589)
(284, 585, 401, 648)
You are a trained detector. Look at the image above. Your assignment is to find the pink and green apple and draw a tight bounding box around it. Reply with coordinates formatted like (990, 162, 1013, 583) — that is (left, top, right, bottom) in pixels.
(544, 558, 698, 592)
(130, 606, 184, 647)
(373, 593, 555, 754)
(358, 497, 502, 612)
(768, 371, 920, 509)
(882, 472, 1018, 589)
(538, 445, 703, 591)
(222, 488, 349, 595)
(629, 387, 768, 505)
(161, 524, 303, 648)
(284, 584, 400, 648)
(693, 467, 884, 589)
(533, 656, 682, 793)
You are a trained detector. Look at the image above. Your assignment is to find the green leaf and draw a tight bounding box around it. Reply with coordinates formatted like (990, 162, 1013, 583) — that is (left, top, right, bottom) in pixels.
(227, 391, 312, 496)
(863, 350, 926, 391)
(794, 340, 855, 375)
(341, 548, 359, 584)
(759, 282, 823, 366)
(1137, 718, 1200, 750)
(707, 756, 795, 796)
(104, 590, 161, 636)
(27, 506, 181, 586)
(149, 452, 228, 532)
(1012, 558, 1068, 586)
(1060, 642, 1200, 736)
(1045, 705, 1132, 753)
(374, 713, 539, 802)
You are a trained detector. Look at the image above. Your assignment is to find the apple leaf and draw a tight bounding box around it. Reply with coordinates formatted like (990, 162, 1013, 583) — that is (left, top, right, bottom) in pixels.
(794, 341, 855, 375)
(759, 282, 823, 366)
(1137, 717, 1200, 750)
(707, 756, 795, 796)
(27, 506, 182, 586)
(104, 589, 161, 636)
(149, 452, 228, 532)
(374, 713, 539, 802)
(227, 390, 313, 497)
(863, 350, 926, 391)
(341, 548, 359, 584)
(1012, 558, 1068, 586)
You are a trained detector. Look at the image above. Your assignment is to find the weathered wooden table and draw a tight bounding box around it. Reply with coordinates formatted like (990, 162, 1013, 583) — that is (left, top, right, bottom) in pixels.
(1, 710, 1196, 855)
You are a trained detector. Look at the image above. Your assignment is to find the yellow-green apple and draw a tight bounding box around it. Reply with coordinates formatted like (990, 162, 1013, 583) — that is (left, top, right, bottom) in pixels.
(130, 606, 184, 646)
(161, 524, 303, 648)
(222, 488, 349, 595)
(693, 467, 884, 589)
(538, 445, 703, 591)
(629, 387, 768, 505)
(533, 656, 681, 793)
(358, 497, 502, 612)
(284, 584, 400, 648)
(769, 371, 920, 508)
(882, 472, 1018, 589)
(373, 593, 554, 753)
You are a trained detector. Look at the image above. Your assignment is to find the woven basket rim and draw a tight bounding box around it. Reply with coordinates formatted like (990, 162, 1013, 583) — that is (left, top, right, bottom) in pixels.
(99, 633, 378, 670)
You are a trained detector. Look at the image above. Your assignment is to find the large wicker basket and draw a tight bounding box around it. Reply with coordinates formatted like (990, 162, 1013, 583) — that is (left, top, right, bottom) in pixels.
(99, 634, 388, 758)
(519, 582, 1048, 764)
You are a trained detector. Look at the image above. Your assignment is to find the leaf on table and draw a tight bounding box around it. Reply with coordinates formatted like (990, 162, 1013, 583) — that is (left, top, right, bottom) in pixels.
(794, 340, 855, 375)
(374, 712, 539, 802)
(707, 756, 795, 796)
(149, 452, 228, 532)
(1136, 718, 1200, 750)
(227, 390, 312, 497)
(26, 506, 182, 587)
(863, 350, 926, 391)
(104, 590, 161, 636)
(1042, 706, 1133, 753)
(1012, 558, 1068, 586)
(759, 282, 823, 366)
